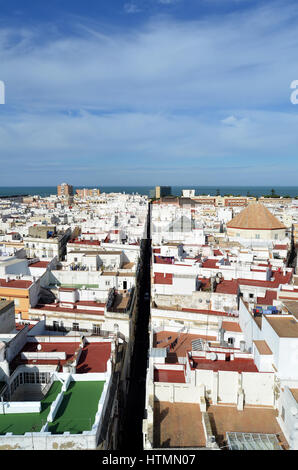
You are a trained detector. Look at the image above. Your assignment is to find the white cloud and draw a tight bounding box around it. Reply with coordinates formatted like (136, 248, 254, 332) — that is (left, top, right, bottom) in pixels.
(123, 3, 142, 14)
(1, 2, 298, 112)
(158, 0, 177, 4)
(0, 2, 298, 184)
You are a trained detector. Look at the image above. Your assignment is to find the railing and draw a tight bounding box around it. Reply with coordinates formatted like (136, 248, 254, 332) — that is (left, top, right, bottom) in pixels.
(41, 374, 55, 397)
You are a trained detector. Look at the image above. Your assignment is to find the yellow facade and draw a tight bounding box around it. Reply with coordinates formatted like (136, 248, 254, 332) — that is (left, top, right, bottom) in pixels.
(0, 287, 30, 320)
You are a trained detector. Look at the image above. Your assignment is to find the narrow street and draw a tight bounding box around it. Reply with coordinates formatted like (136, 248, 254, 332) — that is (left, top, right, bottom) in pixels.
(119, 203, 151, 450)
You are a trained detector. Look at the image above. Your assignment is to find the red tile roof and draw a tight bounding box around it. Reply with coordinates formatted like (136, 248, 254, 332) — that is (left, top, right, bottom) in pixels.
(0, 278, 32, 289)
(202, 259, 218, 269)
(76, 341, 111, 373)
(154, 256, 174, 264)
(69, 239, 101, 246)
(256, 290, 277, 306)
(154, 369, 186, 383)
(239, 270, 292, 288)
(215, 279, 239, 295)
(76, 300, 106, 308)
(154, 272, 173, 285)
(181, 307, 231, 317)
(213, 249, 223, 256)
(29, 261, 50, 268)
(192, 357, 258, 373)
(31, 303, 105, 316)
(154, 331, 217, 358)
(221, 321, 242, 332)
(12, 340, 111, 373)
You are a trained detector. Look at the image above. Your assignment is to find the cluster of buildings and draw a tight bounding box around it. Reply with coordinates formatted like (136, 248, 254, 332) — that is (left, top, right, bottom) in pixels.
(1, 184, 298, 451)
(143, 190, 298, 451)
(0, 186, 148, 450)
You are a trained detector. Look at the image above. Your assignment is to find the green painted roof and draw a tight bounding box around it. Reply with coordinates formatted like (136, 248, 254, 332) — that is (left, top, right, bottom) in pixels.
(47, 381, 105, 434)
(0, 381, 62, 435)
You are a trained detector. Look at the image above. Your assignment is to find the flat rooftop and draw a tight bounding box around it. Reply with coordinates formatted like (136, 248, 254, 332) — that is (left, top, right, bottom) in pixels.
(154, 369, 186, 383)
(192, 357, 258, 373)
(207, 404, 288, 449)
(11, 340, 111, 373)
(153, 402, 288, 449)
(153, 402, 206, 448)
(47, 381, 104, 434)
(154, 331, 217, 361)
(254, 340, 272, 355)
(290, 388, 298, 403)
(264, 315, 298, 338)
(0, 381, 62, 435)
(282, 300, 298, 320)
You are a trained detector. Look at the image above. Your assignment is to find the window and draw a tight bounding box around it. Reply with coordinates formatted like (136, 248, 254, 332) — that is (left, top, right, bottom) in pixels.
(105, 281, 110, 286)
(39, 372, 48, 384)
(73, 322, 79, 331)
(274, 234, 278, 240)
(92, 324, 100, 335)
(249, 293, 254, 299)
(53, 321, 59, 331)
(24, 373, 35, 384)
(281, 406, 285, 421)
(255, 234, 260, 239)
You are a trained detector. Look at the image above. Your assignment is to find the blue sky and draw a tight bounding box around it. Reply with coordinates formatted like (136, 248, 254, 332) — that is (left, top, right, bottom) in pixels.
(1, 0, 298, 186)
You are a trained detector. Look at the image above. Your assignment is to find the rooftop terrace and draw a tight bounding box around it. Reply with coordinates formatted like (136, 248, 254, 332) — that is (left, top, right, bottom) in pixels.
(47, 381, 104, 434)
(153, 401, 288, 449)
(0, 381, 62, 435)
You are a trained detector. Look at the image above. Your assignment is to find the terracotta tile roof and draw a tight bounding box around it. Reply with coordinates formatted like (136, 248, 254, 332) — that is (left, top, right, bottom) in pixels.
(154, 369, 186, 383)
(290, 389, 298, 403)
(221, 321, 242, 332)
(227, 203, 285, 230)
(215, 279, 239, 295)
(154, 272, 173, 285)
(238, 270, 292, 288)
(154, 256, 174, 264)
(256, 290, 277, 305)
(0, 278, 32, 289)
(29, 261, 50, 268)
(154, 331, 217, 358)
(31, 303, 105, 316)
(201, 259, 218, 269)
(76, 341, 111, 373)
(11, 340, 111, 373)
(213, 249, 223, 256)
(264, 315, 298, 338)
(253, 340, 272, 355)
(192, 357, 258, 372)
(69, 239, 101, 246)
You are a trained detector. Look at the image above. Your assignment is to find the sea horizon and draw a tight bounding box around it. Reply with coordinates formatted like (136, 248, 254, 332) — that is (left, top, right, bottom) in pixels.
(1, 185, 298, 198)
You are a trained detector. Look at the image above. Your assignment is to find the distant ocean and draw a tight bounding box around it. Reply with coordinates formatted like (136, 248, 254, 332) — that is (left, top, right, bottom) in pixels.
(1, 186, 298, 198)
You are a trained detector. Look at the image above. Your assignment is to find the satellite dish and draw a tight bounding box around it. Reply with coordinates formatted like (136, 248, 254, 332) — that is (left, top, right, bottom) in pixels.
(210, 352, 217, 361)
(37, 344, 42, 351)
